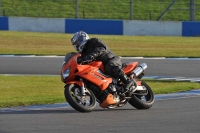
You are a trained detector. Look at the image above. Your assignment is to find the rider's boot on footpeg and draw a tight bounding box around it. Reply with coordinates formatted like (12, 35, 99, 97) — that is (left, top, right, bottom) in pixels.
(120, 75, 134, 90)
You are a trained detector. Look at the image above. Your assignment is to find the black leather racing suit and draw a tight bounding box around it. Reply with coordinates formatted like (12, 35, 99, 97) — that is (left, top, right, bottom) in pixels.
(81, 38, 126, 80)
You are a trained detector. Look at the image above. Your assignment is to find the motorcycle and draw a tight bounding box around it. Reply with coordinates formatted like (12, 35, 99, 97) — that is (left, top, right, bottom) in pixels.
(61, 52, 154, 112)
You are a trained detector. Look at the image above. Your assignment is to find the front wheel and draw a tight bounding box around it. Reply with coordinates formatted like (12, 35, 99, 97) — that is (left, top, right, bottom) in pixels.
(129, 81, 154, 109)
(64, 84, 96, 112)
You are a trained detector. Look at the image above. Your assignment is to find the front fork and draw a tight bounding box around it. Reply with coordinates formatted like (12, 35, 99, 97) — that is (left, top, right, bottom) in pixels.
(79, 78, 86, 96)
(66, 78, 86, 96)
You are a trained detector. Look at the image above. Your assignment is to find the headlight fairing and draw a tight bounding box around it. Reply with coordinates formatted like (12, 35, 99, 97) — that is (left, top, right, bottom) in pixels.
(62, 67, 70, 79)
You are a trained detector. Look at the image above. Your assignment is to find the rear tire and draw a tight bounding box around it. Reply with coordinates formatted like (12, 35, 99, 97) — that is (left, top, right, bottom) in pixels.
(64, 84, 96, 112)
(128, 81, 154, 109)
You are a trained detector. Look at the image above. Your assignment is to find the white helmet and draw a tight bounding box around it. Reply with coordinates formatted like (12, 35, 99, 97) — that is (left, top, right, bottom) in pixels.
(71, 31, 89, 53)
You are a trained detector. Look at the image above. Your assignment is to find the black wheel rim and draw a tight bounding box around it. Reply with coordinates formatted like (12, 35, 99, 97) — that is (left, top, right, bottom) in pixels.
(71, 87, 94, 107)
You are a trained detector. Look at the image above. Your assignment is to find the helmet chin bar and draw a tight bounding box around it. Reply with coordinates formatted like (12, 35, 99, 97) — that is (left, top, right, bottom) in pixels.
(73, 45, 79, 52)
(78, 41, 87, 53)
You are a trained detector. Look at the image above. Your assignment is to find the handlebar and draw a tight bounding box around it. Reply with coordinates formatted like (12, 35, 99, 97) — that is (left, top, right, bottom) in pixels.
(77, 56, 93, 65)
(82, 60, 93, 64)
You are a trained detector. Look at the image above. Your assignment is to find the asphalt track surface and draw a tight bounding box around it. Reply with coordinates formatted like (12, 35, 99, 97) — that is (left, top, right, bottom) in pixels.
(0, 97, 200, 133)
(0, 56, 200, 133)
(0, 56, 200, 78)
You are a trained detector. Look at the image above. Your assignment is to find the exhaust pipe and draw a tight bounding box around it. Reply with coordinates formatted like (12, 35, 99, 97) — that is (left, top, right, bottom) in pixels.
(131, 63, 147, 77)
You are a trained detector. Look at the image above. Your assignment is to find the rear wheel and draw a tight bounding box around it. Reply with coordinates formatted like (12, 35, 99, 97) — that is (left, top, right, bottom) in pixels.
(128, 81, 154, 109)
(64, 84, 96, 112)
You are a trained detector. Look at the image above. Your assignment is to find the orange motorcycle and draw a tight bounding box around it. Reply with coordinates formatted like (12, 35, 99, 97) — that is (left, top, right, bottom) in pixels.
(61, 52, 154, 112)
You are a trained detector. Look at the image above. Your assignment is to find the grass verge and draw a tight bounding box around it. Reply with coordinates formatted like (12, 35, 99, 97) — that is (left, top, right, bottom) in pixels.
(1, 31, 200, 57)
(0, 75, 65, 108)
(0, 75, 200, 108)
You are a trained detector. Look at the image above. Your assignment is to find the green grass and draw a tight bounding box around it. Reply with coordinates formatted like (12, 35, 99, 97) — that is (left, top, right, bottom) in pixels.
(146, 79, 200, 94)
(0, 75, 65, 108)
(0, 75, 200, 108)
(1, 31, 200, 57)
(1, 0, 200, 21)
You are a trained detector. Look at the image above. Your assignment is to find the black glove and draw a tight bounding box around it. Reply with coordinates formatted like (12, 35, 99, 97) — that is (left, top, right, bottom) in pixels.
(83, 55, 94, 63)
(77, 56, 83, 64)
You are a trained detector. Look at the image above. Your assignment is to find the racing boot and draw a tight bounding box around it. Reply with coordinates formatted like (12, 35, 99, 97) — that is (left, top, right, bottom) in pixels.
(120, 74, 134, 91)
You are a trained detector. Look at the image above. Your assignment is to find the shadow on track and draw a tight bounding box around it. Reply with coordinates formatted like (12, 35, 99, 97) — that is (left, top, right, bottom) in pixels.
(0, 109, 78, 114)
(0, 107, 137, 114)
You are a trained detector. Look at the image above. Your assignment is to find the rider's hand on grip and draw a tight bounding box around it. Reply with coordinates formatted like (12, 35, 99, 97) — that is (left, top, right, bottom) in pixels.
(82, 55, 94, 64)
(77, 56, 83, 64)
(84, 55, 94, 61)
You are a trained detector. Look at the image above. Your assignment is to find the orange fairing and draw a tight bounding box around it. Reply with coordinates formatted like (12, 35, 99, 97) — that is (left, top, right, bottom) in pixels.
(66, 81, 84, 87)
(77, 66, 112, 90)
(61, 54, 80, 83)
(123, 62, 138, 75)
(89, 61, 105, 72)
(100, 94, 117, 108)
(61, 53, 112, 90)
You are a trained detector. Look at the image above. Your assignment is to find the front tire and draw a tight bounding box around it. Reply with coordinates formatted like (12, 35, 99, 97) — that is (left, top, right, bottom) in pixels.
(129, 81, 154, 109)
(64, 84, 96, 112)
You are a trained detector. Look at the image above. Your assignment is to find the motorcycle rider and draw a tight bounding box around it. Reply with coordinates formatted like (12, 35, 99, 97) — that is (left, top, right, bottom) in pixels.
(71, 31, 133, 91)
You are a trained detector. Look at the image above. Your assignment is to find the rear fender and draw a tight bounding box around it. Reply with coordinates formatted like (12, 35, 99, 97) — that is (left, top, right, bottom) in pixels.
(124, 62, 138, 75)
(134, 80, 147, 91)
(136, 80, 142, 86)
